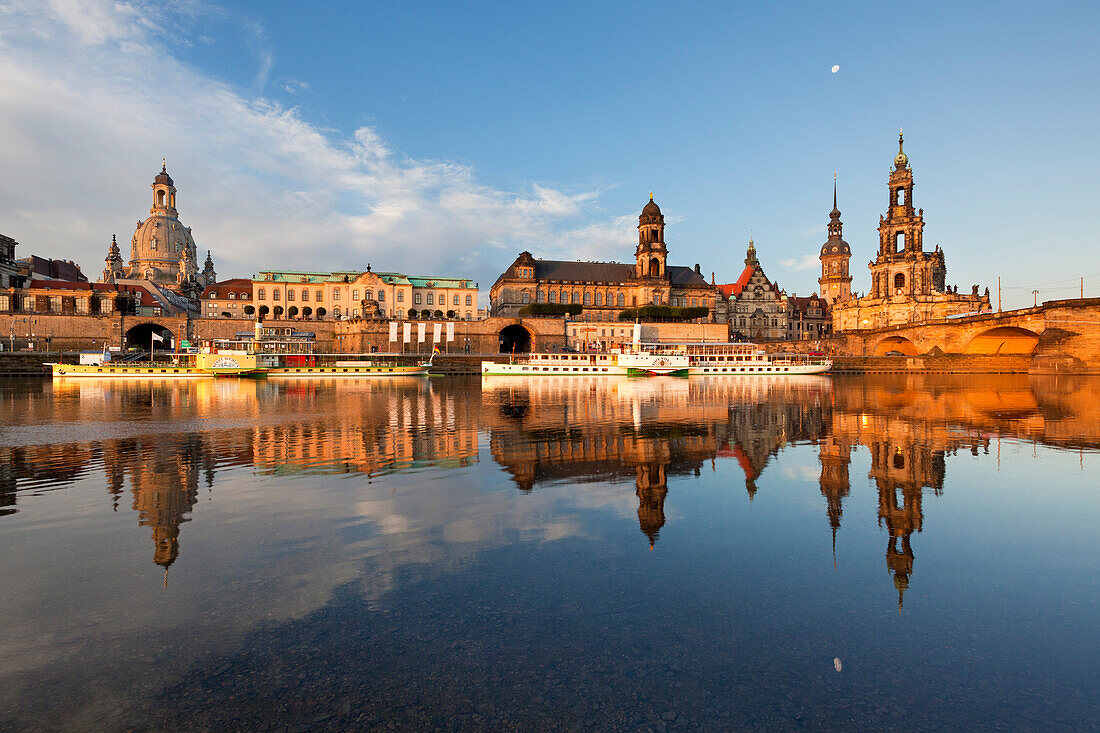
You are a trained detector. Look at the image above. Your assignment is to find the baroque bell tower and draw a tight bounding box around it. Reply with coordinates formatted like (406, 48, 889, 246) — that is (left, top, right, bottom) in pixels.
(818, 176, 852, 306)
(635, 193, 667, 279)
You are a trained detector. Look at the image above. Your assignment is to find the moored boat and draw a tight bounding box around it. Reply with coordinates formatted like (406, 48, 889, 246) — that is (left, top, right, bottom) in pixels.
(481, 341, 831, 377)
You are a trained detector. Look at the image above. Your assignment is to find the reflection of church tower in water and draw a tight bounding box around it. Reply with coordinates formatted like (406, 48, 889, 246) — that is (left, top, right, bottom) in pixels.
(635, 463, 668, 549)
(817, 434, 851, 563)
(103, 435, 204, 585)
(868, 438, 944, 610)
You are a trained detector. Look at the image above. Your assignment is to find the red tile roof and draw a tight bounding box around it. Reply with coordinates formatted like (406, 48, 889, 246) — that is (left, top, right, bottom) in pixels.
(716, 264, 755, 299)
(201, 278, 254, 299)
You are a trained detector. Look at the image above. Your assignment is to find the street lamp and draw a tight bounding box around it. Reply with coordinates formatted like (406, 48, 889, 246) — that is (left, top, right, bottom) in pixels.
(1032, 289, 1039, 307)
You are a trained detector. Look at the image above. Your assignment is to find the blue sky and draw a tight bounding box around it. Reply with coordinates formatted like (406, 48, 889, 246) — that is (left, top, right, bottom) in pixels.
(1, 0, 1097, 308)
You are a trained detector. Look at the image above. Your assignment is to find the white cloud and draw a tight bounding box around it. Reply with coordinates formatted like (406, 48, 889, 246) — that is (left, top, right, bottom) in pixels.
(780, 254, 820, 272)
(0, 0, 620, 300)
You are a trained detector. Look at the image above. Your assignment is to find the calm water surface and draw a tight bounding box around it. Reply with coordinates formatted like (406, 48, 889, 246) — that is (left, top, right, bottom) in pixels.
(0, 374, 1097, 731)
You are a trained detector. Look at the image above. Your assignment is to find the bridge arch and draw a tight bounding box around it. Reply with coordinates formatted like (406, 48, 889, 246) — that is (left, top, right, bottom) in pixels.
(498, 324, 533, 354)
(125, 322, 174, 351)
(963, 326, 1040, 355)
(873, 336, 919, 356)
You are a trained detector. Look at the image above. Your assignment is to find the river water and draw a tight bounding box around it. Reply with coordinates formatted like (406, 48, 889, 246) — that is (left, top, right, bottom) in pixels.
(0, 374, 1096, 731)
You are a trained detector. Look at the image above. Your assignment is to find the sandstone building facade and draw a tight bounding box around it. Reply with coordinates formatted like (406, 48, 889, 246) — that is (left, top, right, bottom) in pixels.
(248, 268, 478, 321)
(718, 240, 790, 340)
(490, 196, 717, 321)
(833, 134, 990, 331)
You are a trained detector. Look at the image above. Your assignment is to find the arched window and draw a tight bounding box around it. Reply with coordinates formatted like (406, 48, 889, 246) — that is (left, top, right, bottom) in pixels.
(572, 292, 580, 304)
(548, 291, 556, 303)
(894, 273, 906, 290)
(896, 187, 905, 205)
(228, 292, 235, 299)
(537, 289, 545, 303)
(617, 292, 625, 307)
(595, 292, 603, 306)
(650, 257, 661, 276)
(157, 190, 165, 206)
(895, 232, 905, 252)
(334, 306, 341, 318)
(583, 292, 592, 305)
(364, 289, 372, 300)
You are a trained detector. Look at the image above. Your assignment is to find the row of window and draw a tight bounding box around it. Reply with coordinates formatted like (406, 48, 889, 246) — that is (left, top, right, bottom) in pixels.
(249, 288, 474, 307)
(520, 290, 710, 308)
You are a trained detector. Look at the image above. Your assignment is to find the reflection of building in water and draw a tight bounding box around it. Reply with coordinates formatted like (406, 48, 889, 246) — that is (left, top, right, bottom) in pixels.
(483, 377, 832, 545)
(635, 464, 668, 548)
(817, 433, 851, 561)
(100, 435, 212, 584)
(249, 383, 478, 476)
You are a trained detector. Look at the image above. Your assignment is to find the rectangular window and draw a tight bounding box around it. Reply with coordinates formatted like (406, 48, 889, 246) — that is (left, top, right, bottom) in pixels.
(334, 290, 340, 300)
(453, 294, 459, 306)
(301, 290, 308, 301)
(353, 290, 359, 300)
(415, 293, 422, 305)
(273, 290, 281, 301)
(397, 291, 404, 302)
(378, 291, 385, 302)
(257, 288, 265, 300)
(287, 290, 295, 301)
(427, 293, 434, 305)
(466, 295, 472, 306)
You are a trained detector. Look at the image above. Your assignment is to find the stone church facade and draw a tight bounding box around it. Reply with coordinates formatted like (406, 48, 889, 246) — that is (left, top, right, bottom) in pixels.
(491, 196, 718, 320)
(832, 133, 989, 331)
(100, 163, 217, 299)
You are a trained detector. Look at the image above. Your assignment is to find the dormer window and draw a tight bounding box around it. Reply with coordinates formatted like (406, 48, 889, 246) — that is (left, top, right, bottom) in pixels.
(228, 292, 235, 299)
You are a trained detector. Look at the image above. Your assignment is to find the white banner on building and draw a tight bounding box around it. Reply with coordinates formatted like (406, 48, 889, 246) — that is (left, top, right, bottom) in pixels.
(403, 322, 412, 343)
(446, 322, 455, 342)
(433, 323, 442, 343)
(632, 323, 642, 345)
(389, 321, 398, 342)
(417, 322, 426, 343)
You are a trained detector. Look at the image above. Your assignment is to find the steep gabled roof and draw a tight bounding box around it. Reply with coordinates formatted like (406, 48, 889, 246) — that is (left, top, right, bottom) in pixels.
(716, 264, 756, 299)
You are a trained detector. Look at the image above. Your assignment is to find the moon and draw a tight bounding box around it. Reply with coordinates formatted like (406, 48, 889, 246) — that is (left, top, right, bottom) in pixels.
(831, 65, 840, 74)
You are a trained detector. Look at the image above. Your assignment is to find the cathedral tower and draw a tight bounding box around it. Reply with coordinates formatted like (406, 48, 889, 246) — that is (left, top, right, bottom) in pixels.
(635, 194, 667, 279)
(818, 178, 852, 306)
(871, 131, 944, 298)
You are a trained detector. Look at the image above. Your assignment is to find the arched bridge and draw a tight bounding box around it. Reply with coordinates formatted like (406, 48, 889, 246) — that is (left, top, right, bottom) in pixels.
(839, 298, 1100, 370)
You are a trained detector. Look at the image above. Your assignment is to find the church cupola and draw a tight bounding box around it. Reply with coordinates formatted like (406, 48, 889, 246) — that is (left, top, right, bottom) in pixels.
(635, 193, 667, 278)
(151, 159, 178, 214)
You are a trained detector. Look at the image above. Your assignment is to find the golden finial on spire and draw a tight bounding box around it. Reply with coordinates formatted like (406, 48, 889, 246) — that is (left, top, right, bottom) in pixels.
(162, 156, 166, 170)
(649, 191, 653, 201)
